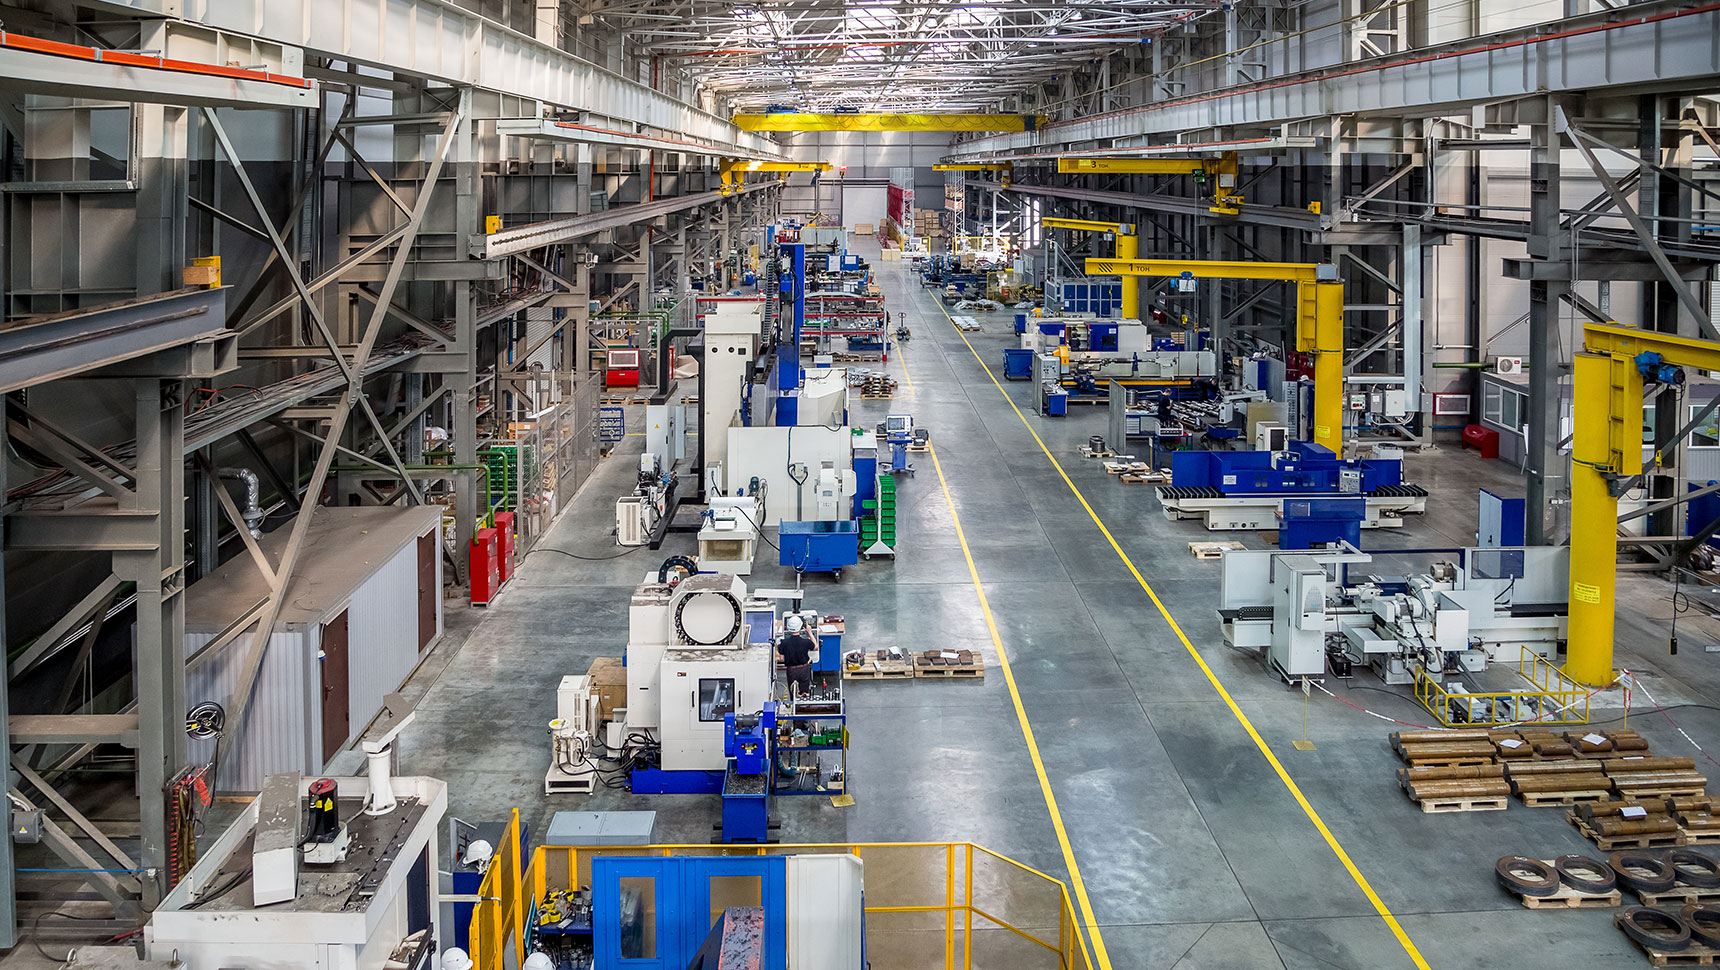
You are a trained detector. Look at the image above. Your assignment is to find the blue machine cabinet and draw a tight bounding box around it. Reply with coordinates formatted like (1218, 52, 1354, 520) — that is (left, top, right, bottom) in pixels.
(1280, 497, 1365, 549)
(779, 520, 860, 579)
(592, 855, 788, 970)
(1003, 348, 1035, 381)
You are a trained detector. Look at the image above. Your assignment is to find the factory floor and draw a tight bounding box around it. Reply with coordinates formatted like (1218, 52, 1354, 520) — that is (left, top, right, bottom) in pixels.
(390, 239, 1720, 970)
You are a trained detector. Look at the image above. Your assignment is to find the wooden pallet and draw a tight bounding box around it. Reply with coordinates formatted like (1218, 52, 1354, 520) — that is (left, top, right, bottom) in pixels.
(1403, 755, 1497, 768)
(1120, 474, 1156, 485)
(1189, 541, 1245, 560)
(1570, 815, 1688, 850)
(1616, 914, 1720, 965)
(843, 661, 915, 680)
(1520, 789, 1613, 807)
(1517, 861, 1623, 908)
(1619, 785, 1711, 799)
(1104, 462, 1151, 475)
(1520, 887, 1623, 908)
(914, 654, 986, 679)
(907, 443, 929, 452)
(1682, 830, 1720, 845)
(1416, 794, 1508, 813)
(1636, 886, 1720, 907)
(859, 393, 895, 400)
(1079, 448, 1115, 459)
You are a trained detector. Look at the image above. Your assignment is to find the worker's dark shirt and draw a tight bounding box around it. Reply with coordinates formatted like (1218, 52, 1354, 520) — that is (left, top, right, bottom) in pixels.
(778, 632, 815, 668)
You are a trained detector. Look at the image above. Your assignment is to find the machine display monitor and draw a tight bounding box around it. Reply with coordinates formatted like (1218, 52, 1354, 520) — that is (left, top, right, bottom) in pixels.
(887, 416, 909, 432)
(698, 678, 736, 722)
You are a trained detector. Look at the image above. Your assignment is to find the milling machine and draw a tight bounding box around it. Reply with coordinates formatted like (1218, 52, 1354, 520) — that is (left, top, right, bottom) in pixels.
(1219, 544, 1569, 691)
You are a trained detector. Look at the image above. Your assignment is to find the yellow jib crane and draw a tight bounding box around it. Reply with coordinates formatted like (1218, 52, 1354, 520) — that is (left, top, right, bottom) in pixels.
(719, 160, 832, 195)
(1042, 218, 1140, 320)
(1566, 323, 1720, 685)
(1083, 258, 1345, 454)
(1058, 152, 1243, 214)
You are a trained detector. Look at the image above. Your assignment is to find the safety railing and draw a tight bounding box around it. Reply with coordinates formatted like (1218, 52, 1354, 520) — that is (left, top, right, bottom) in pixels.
(1413, 653, 1592, 727)
(468, 810, 527, 970)
(472, 838, 1094, 970)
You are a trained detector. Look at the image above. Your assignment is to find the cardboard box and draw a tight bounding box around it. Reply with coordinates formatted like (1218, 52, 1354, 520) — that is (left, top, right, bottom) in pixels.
(854, 223, 873, 235)
(586, 656, 626, 721)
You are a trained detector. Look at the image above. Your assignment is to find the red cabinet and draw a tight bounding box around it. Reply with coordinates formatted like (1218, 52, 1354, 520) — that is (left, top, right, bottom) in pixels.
(494, 511, 516, 583)
(470, 527, 500, 605)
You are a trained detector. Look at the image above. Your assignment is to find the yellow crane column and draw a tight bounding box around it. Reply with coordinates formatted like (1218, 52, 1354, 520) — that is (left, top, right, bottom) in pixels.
(1562, 323, 1720, 685)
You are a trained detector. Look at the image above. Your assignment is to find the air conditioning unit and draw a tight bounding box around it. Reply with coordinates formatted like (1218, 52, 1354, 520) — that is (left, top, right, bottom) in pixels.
(1495, 357, 1523, 375)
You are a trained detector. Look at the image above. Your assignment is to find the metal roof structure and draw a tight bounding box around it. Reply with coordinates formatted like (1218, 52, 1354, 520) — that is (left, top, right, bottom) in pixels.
(608, 0, 1224, 112)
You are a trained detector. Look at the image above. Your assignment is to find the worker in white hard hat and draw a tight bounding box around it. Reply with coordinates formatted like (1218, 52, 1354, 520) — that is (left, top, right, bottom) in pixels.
(441, 947, 474, 970)
(777, 614, 816, 698)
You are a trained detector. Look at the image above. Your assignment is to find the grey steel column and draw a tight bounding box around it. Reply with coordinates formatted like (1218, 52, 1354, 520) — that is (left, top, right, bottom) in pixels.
(1525, 99, 1567, 544)
(129, 378, 185, 907)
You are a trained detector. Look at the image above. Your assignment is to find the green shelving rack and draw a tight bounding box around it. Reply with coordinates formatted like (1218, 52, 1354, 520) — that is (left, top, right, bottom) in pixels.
(860, 473, 897, 553)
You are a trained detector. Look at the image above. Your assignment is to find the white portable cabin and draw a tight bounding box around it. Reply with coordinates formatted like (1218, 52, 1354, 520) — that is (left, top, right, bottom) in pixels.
(183, 506, 444, 790)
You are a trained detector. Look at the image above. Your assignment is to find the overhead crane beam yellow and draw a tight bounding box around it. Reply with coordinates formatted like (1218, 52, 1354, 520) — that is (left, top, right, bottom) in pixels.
(1567, 323, 1720, 685)
(719, 159, 832, 194)
(734, 113, 1046, 132)
(932, 163, 1013, 172)
(1086, 258, 1345, 454)
(1060, 152, 1243, 214)
(1042, 217, 1134, 235)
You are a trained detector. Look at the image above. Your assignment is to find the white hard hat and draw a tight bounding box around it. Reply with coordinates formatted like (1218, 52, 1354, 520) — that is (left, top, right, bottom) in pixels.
(523, 953, 556, 970)
(462, 839, 493, 867)
(442, 948, 474, 970)
(785, 615, 804, 633)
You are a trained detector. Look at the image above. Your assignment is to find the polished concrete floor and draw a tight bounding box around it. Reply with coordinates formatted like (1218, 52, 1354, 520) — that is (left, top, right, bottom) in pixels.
(388, 240, 1720, 970)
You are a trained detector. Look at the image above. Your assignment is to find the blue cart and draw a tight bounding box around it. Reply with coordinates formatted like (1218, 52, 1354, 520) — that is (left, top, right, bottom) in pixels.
(779, 520, 860, 582)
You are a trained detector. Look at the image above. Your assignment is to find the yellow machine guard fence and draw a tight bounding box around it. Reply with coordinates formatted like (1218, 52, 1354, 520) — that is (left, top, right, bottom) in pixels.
(1412, 653, 1592, 727)
(468, 837, 1095, 970)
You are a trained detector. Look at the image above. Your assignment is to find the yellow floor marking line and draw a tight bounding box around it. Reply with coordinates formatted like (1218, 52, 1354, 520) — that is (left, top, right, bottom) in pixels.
(927, 444, 1112, 970)
(930, 303, 1432, 970)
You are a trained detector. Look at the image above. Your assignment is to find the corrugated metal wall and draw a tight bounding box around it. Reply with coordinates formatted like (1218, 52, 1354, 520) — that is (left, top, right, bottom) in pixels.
(344, 537, 432, 744)
(186, 630, 314, 792)
(185, 523, 443, 792)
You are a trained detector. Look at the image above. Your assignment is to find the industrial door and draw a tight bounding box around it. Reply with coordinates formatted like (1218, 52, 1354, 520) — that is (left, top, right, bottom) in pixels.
(320, 609, 351, 764)
(417, 531, 437, 651)
(592, 855, 787, 970)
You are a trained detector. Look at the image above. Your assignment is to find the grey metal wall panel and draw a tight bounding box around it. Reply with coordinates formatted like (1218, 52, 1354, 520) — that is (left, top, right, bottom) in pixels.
(342, 537, 427, 750)
(185, 630, 313, 792)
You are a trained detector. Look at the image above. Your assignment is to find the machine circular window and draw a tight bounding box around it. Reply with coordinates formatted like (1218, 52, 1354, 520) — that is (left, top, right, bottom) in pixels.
(675, 590, 743, 646)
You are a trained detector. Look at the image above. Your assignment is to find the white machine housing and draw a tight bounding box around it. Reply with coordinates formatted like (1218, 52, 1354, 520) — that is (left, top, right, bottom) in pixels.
(148, 776, 446, 970)
(698, 496, 762, 574)
(704, 302, 764, 480)
(1219, 546, 1568, 686)
(624, 574, 775, 772)
(726, 424, 858, 521)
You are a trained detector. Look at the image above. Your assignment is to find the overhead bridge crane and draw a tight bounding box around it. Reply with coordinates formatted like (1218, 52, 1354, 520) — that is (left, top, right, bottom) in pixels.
(1084, 257, 1345, 455)
(734, 113, 1046, 132)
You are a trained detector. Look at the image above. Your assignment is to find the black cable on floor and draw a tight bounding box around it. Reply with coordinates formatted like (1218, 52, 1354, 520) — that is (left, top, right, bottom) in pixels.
(529, 545, 650, 562)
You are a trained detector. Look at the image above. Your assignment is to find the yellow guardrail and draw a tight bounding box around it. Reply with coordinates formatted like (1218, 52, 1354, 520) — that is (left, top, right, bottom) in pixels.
(470, 836, 1094, 970)
(1413, 652, 1591, 727)
(468, 810, 526, 969)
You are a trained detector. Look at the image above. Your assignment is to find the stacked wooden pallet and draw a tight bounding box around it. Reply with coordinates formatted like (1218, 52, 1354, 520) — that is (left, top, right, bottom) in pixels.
(1397, 763, 1510, 813)
(1391, 730, 1497, 768)
(914, 649, 985, 678)
(858, 375, 898, 399)
(1507, 760, 1613, 806)
(1571, 801, 1687, 850)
